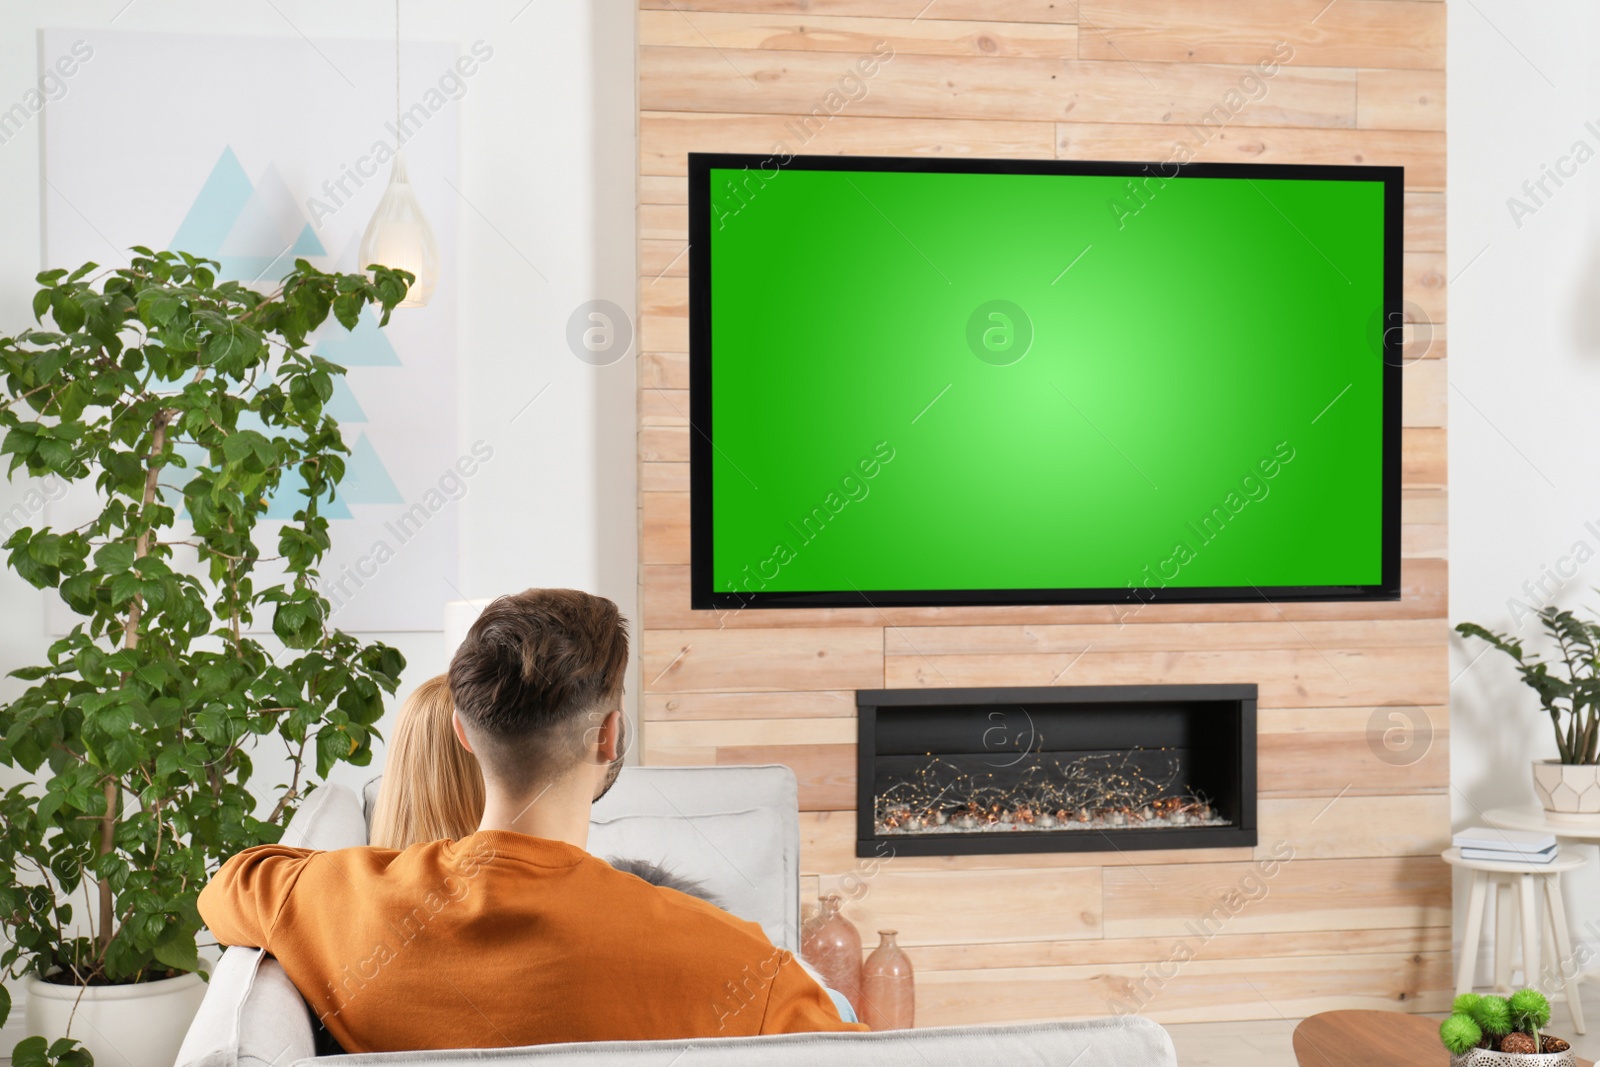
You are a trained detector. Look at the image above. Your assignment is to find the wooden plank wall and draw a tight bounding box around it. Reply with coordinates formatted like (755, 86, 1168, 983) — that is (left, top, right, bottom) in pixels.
(635, 0, 1449, 1025)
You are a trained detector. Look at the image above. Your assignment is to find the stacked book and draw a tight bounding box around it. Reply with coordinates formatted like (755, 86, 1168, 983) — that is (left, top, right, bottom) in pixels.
(1454, 827, 1559, 865)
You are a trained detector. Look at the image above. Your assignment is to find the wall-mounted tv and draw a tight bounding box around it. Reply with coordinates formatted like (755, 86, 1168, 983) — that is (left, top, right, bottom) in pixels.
(688, 153, 1402, 610)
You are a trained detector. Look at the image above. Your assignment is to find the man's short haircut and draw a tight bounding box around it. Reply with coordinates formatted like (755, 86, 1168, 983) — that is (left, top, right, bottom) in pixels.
(447, 588, 629, 792)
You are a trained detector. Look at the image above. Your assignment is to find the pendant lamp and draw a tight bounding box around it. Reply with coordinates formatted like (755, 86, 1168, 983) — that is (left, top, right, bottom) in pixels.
(359, 0, 438, 308)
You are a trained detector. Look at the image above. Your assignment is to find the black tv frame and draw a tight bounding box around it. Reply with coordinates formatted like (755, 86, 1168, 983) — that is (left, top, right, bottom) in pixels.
(687, 152, 1404, 611)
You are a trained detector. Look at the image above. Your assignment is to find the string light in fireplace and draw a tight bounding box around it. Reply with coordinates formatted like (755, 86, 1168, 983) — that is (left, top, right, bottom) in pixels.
(874, 749, 1223, 836)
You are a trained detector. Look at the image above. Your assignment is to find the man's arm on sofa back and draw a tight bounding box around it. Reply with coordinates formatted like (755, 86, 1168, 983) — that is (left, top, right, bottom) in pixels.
(198, 845, 316, 950)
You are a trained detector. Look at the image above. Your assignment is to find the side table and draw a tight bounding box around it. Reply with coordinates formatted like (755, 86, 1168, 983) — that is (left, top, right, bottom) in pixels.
(1446, 844, 1580, 1030)
(1486, 808, 1600, 990)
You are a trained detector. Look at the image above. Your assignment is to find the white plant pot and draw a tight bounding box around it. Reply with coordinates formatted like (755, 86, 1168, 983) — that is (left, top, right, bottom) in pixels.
(23, 970, 206, 1067)
(1532, 761, 1600, 825)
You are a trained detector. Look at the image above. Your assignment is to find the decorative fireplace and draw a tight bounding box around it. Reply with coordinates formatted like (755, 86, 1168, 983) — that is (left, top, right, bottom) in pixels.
(856, 684, 1256, 857)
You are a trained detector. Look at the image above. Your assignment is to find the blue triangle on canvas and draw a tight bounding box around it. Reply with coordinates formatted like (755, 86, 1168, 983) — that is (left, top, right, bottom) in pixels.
(313, 308, 401, 367)
(341, 432, 404, 505)
(291, 221, 326, 256)
(165, 443, 207, 518)
(163, 437, 354, 521)
(326, 378, 367, 424)
(261, 468, 354, 521)
(171, 147, 253, 259)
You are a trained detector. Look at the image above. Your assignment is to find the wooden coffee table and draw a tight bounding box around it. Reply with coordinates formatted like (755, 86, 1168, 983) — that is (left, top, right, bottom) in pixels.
(1293, 1010, 1593, 1066)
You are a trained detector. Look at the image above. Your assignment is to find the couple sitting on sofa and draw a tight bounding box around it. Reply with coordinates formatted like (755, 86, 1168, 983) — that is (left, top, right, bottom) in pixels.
(198, 588, 865, 1054)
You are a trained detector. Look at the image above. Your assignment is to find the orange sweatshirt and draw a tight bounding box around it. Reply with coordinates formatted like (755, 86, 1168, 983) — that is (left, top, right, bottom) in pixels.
(198, 830, 866, 1053)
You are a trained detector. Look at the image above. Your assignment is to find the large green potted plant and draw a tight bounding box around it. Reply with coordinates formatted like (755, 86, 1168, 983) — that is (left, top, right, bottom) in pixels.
(1458, 606, 1600, 823)
(0, 251, 411, 1067)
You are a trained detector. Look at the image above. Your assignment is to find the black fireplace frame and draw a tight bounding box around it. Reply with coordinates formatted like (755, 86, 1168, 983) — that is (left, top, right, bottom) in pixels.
(856, 684, 1257, 858)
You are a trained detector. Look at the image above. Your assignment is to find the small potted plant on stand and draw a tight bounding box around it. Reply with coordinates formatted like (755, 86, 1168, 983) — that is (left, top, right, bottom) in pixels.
(1458, 608, 1600, 822)
(1440, 991, 1575, 1064)
(0, 252, 412, 1067)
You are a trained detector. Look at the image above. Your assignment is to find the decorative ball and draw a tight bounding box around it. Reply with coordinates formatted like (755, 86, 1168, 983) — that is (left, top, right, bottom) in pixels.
(1470, 995, 1512, 1037)
(1499, 1031, 1537, 1055)
(1438, 1013, 1483, 1056)
(1508, 988, 1552, 1030)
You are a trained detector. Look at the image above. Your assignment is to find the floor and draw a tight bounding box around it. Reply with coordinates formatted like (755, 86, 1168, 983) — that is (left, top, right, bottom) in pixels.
(1165, 983, 1600, 1065)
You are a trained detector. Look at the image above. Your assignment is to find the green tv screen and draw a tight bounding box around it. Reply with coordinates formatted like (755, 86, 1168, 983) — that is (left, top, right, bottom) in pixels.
(688, 154, 1401, 610)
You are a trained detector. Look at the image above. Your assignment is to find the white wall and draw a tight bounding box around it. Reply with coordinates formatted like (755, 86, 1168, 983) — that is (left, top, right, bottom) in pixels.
(1450, 1, 1600, 971)
(0, 0, 636, 1034)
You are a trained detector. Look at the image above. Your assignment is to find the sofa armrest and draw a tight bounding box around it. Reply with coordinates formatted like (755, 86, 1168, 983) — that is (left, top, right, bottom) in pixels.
(175, 947, 316, 1067)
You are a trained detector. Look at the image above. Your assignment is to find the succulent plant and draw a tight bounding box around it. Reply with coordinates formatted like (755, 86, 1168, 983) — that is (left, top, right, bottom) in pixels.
(1440, 1013, 1484, 1056)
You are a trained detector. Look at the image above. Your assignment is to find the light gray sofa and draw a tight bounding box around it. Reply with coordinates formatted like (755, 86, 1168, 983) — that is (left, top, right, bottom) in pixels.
(176, 765, 1177, 1066)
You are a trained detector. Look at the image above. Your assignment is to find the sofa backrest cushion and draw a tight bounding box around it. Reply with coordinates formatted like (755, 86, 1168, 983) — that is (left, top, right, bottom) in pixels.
(282, 783, 369, 852)
(588, 766, 799, 951)
(587, 805, 788, 947)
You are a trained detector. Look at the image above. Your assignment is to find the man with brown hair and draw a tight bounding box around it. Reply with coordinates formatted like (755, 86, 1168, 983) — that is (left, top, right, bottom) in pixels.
(199, 588, 863, 1053)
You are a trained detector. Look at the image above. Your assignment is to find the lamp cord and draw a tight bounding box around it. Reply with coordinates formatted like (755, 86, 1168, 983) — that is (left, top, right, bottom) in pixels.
(394, 0, 400, 133)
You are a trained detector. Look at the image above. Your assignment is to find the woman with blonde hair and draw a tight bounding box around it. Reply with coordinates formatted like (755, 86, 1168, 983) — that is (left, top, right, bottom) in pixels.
(369, 674, 484, 849)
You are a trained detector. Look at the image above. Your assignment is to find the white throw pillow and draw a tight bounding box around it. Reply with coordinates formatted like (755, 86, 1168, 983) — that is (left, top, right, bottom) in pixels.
(588, 806, 788, 947)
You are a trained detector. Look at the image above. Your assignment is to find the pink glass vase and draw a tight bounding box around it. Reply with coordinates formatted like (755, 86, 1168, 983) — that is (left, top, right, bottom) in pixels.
(801, 893, 862, 1014)
(861, 929, 915, 1030)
